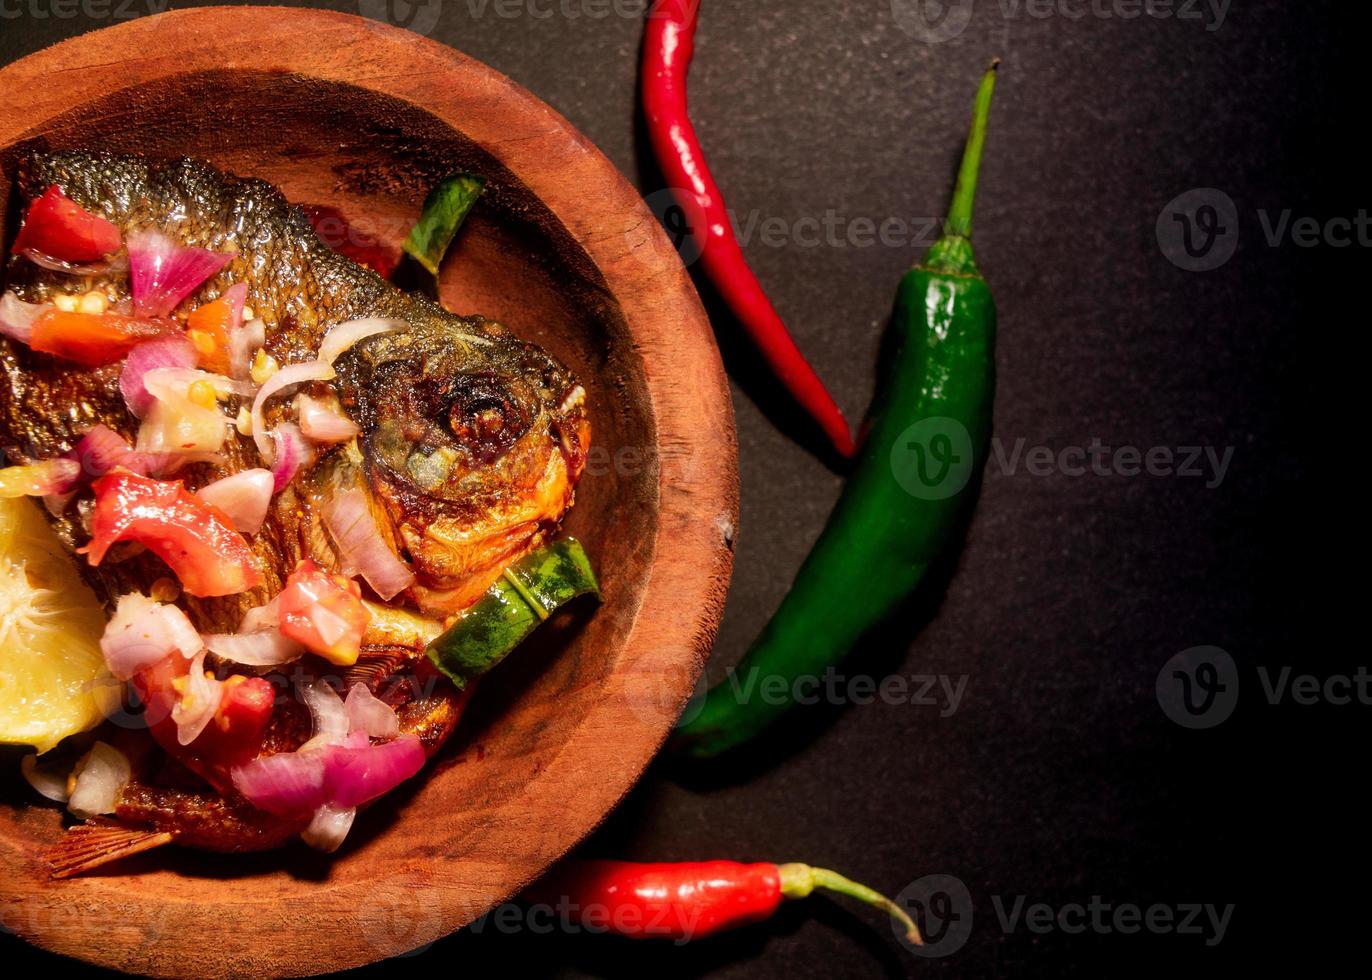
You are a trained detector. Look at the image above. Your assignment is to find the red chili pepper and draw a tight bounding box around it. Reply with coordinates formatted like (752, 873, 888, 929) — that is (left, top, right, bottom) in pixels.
(641, 2, 855, 459)
(79, 471, 264, 597)
(525, 859, 921, 944)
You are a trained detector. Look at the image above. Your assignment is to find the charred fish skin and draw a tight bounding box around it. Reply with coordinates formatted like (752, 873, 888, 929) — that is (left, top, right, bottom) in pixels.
(1, 150, 589, 628)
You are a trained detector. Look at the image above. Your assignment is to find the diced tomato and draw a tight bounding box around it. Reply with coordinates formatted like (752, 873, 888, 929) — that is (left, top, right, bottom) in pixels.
(185, 283, 246, 374)
(12, 185, 122, 263)
(28, 310, 177, 366)
(277, 559, 371, 666)
(300, 204, 399, 278)
(80, 471, 263, 597)
(133, 659, 275, 785)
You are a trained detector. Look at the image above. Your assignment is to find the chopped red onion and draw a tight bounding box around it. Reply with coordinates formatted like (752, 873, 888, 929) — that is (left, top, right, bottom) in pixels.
(229, 317, 266, 382)
(318, 318, 404, 365)
(0, 291, 51, 344)
(345, 683, 400, 739)
(323, 489, 415, 601)
(297, 393, 360, 443)
(230, 731, 424, 817)
(297, 679, 349, 753)
(67, 742, 131, 819)
(21, 753, 71, 803)
(196, 468, 274, 535)
(230, 747, 329, 817)
(100, 593, 202, 680)
(171, 649, 224, 746)
(270, 422, 314, 491)
(240, 596, 281, 633)
(301, 803, 357, 853)
(324, 734, 425, 808)
(127, 230, 234, 318)
(204, 629, 303, 667)
(19, 249, 128, 277)
(120, 335, 198, 418)
(251, 359, 335, 462)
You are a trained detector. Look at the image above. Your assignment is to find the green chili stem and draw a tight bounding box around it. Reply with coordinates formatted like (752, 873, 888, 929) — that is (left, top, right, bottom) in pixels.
(777, 863, 923, 945)
(944, 58, 1000, 240)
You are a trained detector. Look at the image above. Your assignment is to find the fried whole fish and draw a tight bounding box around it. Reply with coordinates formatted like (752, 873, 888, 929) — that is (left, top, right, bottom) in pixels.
(0, 151, 589, 871)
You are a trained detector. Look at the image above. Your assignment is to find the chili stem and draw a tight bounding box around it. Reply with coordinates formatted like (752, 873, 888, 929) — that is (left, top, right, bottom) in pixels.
(944, 58, 1000, 240)
(778, 862, 923, 945)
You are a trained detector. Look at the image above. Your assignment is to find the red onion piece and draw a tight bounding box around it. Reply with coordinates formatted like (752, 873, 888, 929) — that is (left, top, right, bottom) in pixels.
(251, 359, 335, 462)
(298, 679, 349, 753)
(323, 489, 415, 601)
(230, 748, 329, 817)
(204, 630, 303, 667)
(20, 248, 128, 277)
(297, 394, 360, 443)
(232, 730, 424, 817)
(229, 317, 266, 382)
(99, 593, 202, 681)
(127, 230, 234, 318)
(172, 649, 224, 746)
(301, 803, 357, 853)
(318, 318, 404, 364)
(0, 291, 51, 344)
(21, 754, 71, 803)
(270, 422, 314, 491)
(120, 335, 198, 418)
(240, 597, 281, 633)
(345, 683, 400, 739)
(196, 468, 274, 535)
(67, 742, 131, 819)
(324, 734, 425, 808)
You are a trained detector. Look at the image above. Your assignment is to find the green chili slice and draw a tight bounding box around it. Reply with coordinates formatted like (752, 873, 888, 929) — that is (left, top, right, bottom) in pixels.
(402, 173, 486, 276)
(424, 538, 600, 689)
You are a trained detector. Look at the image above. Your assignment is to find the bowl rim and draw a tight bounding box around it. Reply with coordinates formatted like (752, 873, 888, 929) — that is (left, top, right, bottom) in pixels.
(0, 8, 738, 976)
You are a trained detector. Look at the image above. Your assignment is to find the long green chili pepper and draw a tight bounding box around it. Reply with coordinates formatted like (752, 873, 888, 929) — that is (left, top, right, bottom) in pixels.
(672, 62, 1000, 759)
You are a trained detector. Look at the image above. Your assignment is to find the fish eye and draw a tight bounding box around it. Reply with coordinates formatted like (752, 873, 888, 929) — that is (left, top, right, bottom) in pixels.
(444, 377, 529, 462)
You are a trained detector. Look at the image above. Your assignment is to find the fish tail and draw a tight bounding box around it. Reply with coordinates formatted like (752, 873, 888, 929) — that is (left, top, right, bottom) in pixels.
(46, 817, 174, 878)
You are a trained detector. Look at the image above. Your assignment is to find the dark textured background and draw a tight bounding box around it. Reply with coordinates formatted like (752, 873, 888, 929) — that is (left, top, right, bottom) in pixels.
(0, 1, 1355, 976)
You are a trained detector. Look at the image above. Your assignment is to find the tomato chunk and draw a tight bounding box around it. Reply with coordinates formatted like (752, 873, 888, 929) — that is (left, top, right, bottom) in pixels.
(29, 310, 176, 366)
(80, 471, 263, 597)
(277, 559, 371, 666)
(12, 185, 122, 263)
(185, 283, 247, 374)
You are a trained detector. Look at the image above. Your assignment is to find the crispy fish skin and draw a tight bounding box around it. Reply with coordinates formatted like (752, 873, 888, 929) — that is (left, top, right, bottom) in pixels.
(1, 151, 587, 863)
(1, 150, 589, 630)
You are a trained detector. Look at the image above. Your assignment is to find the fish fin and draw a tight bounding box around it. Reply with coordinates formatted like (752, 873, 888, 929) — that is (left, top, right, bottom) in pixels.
(344, 650, 406, 689)
(46, 817, 174, 879)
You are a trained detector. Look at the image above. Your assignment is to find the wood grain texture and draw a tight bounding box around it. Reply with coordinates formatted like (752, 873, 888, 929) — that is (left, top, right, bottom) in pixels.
(0, 8, 738, 976)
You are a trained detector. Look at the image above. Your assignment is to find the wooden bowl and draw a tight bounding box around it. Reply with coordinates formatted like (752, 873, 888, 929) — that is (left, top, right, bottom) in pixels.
(0, 8, 737, 976)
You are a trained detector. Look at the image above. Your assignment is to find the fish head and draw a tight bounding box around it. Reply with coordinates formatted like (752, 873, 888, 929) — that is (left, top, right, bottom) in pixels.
(334, 315, 589, 617)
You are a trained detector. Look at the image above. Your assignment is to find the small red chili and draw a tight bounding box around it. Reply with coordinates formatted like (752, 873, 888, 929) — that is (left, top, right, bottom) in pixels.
(525, 859, 921, 944)
(641, 1, 855, 459)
